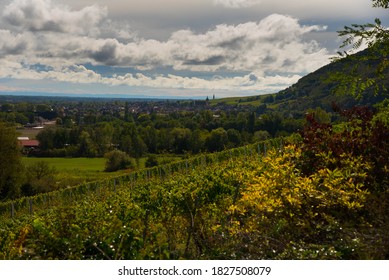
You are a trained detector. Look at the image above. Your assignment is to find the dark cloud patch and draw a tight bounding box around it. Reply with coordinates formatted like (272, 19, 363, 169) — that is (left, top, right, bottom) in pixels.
(183, 55, 225, 66)
(1, 41, 28, 56)
(216, 35, 245, 49)
(282, 58, 296, 68)
(28, 20, 64, 33)
(249, 74, 257, 81)
(262, 54, 277, 64)
(0, 30, 29, 57)
(89, 41, 118, 65)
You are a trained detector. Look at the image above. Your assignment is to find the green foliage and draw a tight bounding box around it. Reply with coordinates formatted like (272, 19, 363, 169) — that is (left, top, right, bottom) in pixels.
(0, 122, 24, 200)
(104, 150, 133, 172)
(23, 161, 57, 195)
(373, 98, 389, 126)
(253, 130, 271, 141)
(205, 128, 228, 152)
(373, 0, 389, 8)
(226, 129, 242, 148)
(0, 134, 387, 260)
(2, 1, 389, 260)
(145, 155, 159, 168)
(331, 0, 389, 98)
(78, 131, 98, 157)
(22, 157, 106, 172)
(306, 107, 332, 124)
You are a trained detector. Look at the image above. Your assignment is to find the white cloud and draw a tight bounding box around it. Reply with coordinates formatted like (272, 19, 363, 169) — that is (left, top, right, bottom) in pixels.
(7, 13, 328, 73)
(0, 56, 301, 95)
(3, 0, 107, 35)
(214, 0, 261, 8)
(166, 14, 328, 73)
(0, 0, 333, 96)
(2, 11, 330, 73)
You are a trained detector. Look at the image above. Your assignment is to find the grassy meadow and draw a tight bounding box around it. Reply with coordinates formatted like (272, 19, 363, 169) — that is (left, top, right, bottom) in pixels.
(21, 154, 183, 189)
(22, 157, 114, 188)
(22, 157, 106, 172)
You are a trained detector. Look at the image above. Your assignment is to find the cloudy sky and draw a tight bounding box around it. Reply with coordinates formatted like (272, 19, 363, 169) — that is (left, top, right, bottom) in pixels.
(0, 0, 387, 98)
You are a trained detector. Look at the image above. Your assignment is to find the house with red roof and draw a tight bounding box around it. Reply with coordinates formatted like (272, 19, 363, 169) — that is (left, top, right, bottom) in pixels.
(19, 139, 40, 155)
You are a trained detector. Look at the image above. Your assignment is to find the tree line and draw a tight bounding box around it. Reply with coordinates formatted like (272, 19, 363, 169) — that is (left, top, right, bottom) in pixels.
(3, 103, 309, 157)
(0, 100, 305, 200)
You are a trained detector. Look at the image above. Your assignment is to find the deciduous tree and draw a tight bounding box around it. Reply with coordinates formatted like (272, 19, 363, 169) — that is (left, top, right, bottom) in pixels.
(104, 150, 133, 172)
(0, 122, 23, 200)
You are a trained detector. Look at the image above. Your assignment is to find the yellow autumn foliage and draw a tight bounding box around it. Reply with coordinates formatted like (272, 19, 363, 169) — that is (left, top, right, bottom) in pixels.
(229, 145, 371, 255)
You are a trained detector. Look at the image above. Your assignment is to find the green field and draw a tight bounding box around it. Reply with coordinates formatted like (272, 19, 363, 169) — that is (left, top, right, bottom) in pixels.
(22, 157, 106, 171)
(22, 157, 112, 188)
(210, 94, 271, 106)
(21, 155, 183, 189)
(22, 155, 182, 171)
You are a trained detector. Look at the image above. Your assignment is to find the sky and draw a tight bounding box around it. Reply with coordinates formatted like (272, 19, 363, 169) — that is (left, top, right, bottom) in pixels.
(0, 0, 387, 99)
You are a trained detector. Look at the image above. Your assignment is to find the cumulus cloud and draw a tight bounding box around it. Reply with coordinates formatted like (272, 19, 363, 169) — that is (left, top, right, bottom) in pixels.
(166, 14, 328, 73)
(0, 58, 300, 94)
(0, 30, 31, 57)
(0, 0, 331, 96)
(214, 0, 261, 8)
(12, 13, 327, 74)
(3, 0, 107, 35)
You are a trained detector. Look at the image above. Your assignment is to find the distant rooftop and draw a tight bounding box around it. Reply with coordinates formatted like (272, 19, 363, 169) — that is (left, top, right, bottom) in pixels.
(19, 140, 40, 147)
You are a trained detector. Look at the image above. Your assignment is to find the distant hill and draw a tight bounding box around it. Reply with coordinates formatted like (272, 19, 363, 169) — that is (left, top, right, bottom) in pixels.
(212, 46, 389, 117)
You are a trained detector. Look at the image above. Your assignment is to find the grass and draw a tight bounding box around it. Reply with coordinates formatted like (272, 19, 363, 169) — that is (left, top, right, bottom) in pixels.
(22, 157, 110, 188)
(210, 95, 272, 107)
(22, 154, 183, 172)
(22, 157, 106, 171)
(22, 155, 183, 189)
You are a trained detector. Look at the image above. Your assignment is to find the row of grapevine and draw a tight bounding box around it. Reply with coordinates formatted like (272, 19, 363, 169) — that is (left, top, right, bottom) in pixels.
(0, 138, 284, 220)
(2, 104, 387, 259)
(2, 140, 384, 259)
(0, 152, 257, 259)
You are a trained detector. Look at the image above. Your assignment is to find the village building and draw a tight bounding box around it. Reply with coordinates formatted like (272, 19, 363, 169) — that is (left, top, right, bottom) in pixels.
(18, 139, 40, 155)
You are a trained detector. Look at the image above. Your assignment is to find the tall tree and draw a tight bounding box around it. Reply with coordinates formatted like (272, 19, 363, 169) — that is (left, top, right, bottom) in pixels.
(78, 131, 97, 157)
(0, 122, 23, 200)
(94, 122, 114, 156)
(205, 128, 228, 152)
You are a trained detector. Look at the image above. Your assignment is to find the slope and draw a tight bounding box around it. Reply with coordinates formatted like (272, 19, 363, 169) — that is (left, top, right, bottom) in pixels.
(212, 46, 389, 117)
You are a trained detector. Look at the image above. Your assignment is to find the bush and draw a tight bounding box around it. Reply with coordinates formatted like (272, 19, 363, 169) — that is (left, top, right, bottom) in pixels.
(23, 161, 58, 195)
(230, 145, 372, 259)
(104, 150, 133, 172)
(145, 155, 159, 168)
(299, 104, 389, 192)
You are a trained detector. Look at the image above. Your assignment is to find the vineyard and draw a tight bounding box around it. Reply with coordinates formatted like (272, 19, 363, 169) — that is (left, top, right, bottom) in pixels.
(0, 139, 283, 258)
(0, 139, 281, 220)
(1, 107, 388, 260)
(1, 0, 389, 263)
